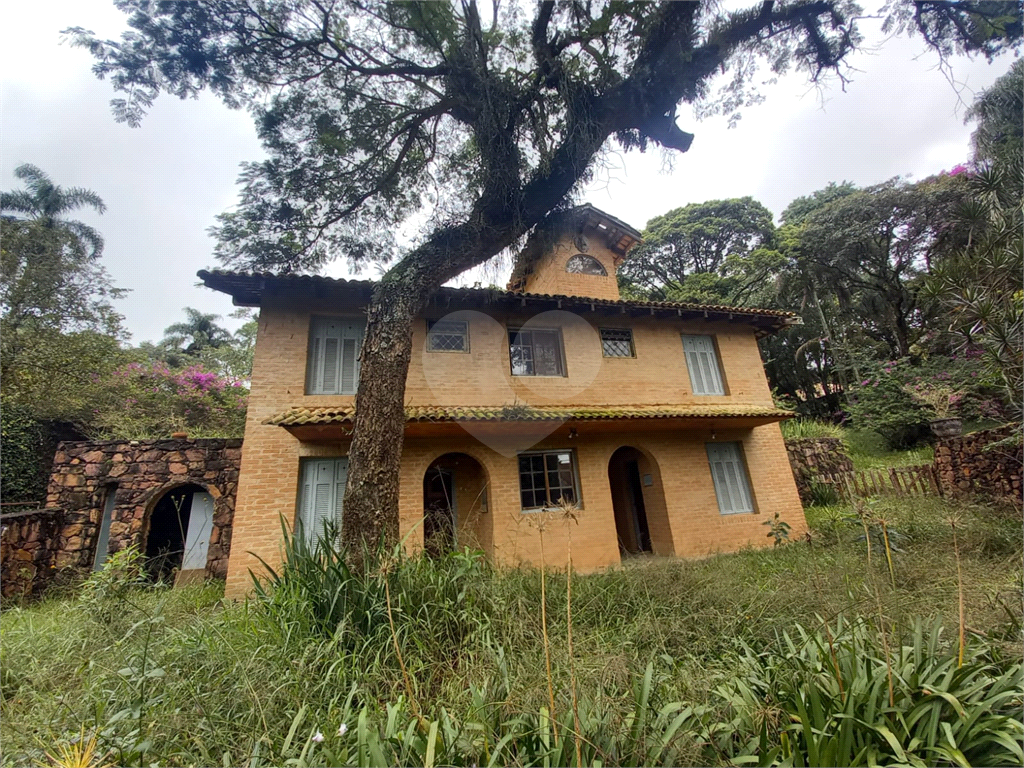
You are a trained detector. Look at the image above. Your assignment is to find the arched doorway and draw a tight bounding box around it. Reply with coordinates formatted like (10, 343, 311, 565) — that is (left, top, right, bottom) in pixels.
(422, 453, 490, 557)
(608, 447, 673, 558)
(145, 483, 215, 583)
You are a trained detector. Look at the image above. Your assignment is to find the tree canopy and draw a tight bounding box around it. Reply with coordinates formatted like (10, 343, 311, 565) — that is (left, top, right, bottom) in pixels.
(619, 198, 777, 304)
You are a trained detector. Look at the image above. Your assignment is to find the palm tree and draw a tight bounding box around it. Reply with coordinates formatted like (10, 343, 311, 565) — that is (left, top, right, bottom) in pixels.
(1, 163, 106, 258)
(162, 308, 233, 355)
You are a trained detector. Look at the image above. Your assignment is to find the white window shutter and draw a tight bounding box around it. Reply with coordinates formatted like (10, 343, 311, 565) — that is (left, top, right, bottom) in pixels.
(298, 459, 317, 543)
(706, 443, 754, 514)
(682, 335, 725, 395)
(298, 458, 349, 545)
(308, 318, 365, 394)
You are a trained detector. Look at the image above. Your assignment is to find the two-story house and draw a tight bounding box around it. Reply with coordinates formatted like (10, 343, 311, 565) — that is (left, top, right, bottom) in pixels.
(200, 205, 806, 598)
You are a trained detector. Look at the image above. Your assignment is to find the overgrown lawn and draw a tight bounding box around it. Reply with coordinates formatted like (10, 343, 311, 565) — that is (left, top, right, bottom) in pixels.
(2, 495, 1021, 767)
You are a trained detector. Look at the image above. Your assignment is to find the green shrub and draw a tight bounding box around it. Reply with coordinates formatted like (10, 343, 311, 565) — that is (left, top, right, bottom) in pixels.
(0, 398, 49, 502)
(847, 363, 931, 450)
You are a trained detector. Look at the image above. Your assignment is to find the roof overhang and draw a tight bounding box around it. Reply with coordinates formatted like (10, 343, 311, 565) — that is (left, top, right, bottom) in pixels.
(198, 270, 799, 336)
(267, 404, 794, 442)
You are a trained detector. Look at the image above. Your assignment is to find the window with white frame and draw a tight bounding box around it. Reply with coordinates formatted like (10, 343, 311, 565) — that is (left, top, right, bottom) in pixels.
(509, 328, 566, 376)
(518, 450, 579, 510)
(297, 457, 348, 545)
(426, 319, 469, 352)
(681, 334, 726, 395)
(600, 328, 635, 358)
(307, 317, 365, 395)
(706, 442, 754, 514)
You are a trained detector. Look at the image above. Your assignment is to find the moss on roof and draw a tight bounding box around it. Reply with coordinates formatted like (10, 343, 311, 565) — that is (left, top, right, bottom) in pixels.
(266, 404, 793, 426)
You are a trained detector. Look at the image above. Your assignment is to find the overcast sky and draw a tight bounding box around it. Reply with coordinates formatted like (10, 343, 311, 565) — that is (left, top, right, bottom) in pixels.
(1, 1, 1016, 344)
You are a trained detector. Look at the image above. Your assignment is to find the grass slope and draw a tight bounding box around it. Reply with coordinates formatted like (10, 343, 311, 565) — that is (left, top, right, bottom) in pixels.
(2, 496, 1021, 767)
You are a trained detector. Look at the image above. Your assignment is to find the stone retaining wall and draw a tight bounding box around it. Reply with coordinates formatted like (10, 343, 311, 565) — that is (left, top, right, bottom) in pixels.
(785, 437, 854, 506)
(1, 438, 242, 599)
(934, 424, 1022, 503)
(0, 508, 64, 599)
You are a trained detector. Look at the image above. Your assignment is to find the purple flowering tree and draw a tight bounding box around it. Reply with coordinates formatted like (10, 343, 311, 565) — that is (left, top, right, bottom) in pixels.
(89, 362, 247, 439)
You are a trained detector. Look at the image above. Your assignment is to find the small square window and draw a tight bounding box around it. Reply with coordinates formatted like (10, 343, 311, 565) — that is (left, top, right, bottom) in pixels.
(509, 328, 565, 376)
(600, 328, 635, 358)
(427, 320, 469, 352)
(518, 450, 579, 510)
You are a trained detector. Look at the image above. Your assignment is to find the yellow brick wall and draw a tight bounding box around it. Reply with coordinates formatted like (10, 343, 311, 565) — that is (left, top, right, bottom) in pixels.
(520, 237, 623, 300)
(227, 421, 805, 597)
(223, 294, 798, 599)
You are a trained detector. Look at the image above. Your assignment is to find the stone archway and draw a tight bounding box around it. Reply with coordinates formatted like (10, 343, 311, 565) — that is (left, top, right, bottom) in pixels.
(608, 446, 674, 558)
(144, 482, 214, 584)
(422, 453, 491, 556)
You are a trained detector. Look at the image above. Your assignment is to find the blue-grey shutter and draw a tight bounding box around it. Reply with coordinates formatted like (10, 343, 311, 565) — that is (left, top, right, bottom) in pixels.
(706, 442, 754, 514)
(93, 487, 117, 571)
(298, 458, 349, 545)
(682, 335, 725, 395)
(308, 318, 365, 394)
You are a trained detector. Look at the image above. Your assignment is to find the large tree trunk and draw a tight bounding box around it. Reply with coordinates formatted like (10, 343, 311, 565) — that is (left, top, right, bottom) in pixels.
(339, 228, 522, 568)
(338, 277, 421, 563)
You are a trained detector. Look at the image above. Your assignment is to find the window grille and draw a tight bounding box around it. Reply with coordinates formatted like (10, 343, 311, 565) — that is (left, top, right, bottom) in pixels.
(427, 319, 469, 352)
(565, 254, 607, 275)
(600, 328, 635, 357)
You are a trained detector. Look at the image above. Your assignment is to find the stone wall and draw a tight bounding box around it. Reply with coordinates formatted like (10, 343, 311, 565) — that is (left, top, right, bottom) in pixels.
(0, 508, 63, 599)
(1, 438, 242, 599)
(934, 424, 1022, 503)
(785, 437, 854, 506)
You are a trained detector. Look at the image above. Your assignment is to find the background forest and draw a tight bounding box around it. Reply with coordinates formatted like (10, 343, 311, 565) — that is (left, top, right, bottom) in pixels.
(1, 58, 1020, 501)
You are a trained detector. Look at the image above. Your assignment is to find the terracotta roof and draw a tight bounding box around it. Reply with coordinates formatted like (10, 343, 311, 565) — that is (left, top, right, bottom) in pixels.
(198, 270, 799, 332)
(266, 404, 793, 426)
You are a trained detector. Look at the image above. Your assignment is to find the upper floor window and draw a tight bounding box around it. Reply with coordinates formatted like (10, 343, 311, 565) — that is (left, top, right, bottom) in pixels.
(706, 443, 754, 514)
(518, 450, 579, 510)
(509, 328, 566, 376)
(565, 254, 607, 275)
(297, 457, 348, 545)
(427, 319, 469, 352)
(681, 334, 725, 395)
(307, 317, 365, 395)
(600, 328, 635, 358)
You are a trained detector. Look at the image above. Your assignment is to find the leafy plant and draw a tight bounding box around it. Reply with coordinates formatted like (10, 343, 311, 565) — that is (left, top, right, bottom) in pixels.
(714, 618, 1024, 767)
(762, 511, 792, 546)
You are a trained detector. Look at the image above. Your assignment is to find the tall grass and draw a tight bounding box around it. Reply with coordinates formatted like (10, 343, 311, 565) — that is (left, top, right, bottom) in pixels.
(2, 496, 1021, 767)
(780, 419, 846, 441)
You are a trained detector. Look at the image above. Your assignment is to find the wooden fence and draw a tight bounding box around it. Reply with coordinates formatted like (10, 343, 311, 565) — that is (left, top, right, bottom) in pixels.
(815, 464, 941, 499)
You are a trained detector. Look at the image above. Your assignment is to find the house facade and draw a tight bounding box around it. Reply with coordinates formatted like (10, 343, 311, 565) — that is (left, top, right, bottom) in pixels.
(201, 206, 807, 599)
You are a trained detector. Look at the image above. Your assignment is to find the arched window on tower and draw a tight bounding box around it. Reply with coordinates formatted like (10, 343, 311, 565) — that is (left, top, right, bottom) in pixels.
(565, 254, 607, 276)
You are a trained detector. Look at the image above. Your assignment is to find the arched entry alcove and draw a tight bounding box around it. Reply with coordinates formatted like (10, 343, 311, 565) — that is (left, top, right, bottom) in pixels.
(145, 483, 215, 583)
(608, 446, 673, 558)
(422, 453, 491, 557)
